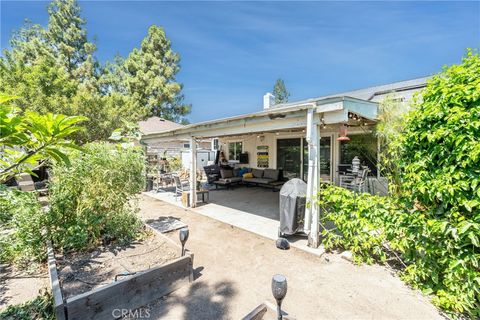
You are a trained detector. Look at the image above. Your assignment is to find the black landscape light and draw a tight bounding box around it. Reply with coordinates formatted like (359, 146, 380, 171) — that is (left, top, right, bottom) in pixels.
(179, 227, 189, 256)
(271, 274, 288, 320)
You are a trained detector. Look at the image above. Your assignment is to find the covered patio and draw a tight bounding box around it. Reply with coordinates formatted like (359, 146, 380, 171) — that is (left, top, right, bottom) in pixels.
(142, 95, 379, 248)
(144, 185, 325, 255)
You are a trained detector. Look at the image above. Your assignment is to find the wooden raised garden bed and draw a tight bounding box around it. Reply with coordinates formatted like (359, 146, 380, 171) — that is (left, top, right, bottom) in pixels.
(242, 301, 295, 320)
(47, 227, 194, 320)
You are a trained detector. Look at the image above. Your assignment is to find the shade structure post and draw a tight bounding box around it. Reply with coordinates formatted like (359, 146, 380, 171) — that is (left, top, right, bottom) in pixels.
(305, 107, 320, 247)
(189, 136, 197, 208)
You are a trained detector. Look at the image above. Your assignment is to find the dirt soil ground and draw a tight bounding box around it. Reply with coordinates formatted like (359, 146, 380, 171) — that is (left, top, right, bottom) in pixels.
(0, 264, 48, 310)
(138, 194, 446, 320)
(57, 232, 179, 299)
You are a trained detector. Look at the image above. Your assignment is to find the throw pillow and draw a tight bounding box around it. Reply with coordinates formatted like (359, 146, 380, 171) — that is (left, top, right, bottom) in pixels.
(243, 172, 253, 179)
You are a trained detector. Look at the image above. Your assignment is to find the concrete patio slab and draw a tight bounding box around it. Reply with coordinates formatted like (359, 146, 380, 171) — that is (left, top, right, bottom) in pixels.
(143, 187, 324, 256)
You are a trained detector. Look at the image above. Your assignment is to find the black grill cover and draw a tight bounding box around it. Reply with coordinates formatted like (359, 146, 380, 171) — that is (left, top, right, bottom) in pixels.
(279, 178, 307, 235)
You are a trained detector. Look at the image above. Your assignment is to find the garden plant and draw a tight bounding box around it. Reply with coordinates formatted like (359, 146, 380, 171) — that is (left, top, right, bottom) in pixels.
(317, 50, 480, 318)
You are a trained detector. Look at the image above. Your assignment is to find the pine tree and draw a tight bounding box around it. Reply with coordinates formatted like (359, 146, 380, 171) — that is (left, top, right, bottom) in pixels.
(46, 0, 96, 76)
(1, 1, 190, 141)
(273, 78, 290, 104)
(124, 25, 191, 121)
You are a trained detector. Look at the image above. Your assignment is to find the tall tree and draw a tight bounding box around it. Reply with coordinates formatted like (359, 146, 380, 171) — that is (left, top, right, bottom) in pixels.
(46, 0, 96, 79)
(124, 25, 191, 121)
(1, 1, 190, 142)
(273, 78, 290, 104)
(8, 21, 51, 65)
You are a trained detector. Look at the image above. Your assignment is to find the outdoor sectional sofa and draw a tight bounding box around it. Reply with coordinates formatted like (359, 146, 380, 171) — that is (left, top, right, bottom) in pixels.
(243, 168, 281, 187)
(212, 167, 283, 190)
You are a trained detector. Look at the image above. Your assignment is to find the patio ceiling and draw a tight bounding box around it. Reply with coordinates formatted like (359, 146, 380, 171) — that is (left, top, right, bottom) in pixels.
(141, 96, 378, 143)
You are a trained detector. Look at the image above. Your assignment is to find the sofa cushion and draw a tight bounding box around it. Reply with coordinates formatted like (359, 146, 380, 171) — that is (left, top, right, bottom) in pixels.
(244, 178, 272, 185)
(225, 177, 242, 183)
(220, 169, 233, 179)
(233, 168, 241, 177)
(263, 169, 279, 181)
(252, 168, 264, 178)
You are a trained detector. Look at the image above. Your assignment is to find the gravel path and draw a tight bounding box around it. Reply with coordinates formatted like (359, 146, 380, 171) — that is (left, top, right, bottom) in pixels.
(139, 195, 445, 320)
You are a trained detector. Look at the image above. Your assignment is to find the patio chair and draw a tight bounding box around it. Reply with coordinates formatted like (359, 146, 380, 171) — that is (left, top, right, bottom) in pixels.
(173, 175, 189, 201)
(345, 168, 369, 193)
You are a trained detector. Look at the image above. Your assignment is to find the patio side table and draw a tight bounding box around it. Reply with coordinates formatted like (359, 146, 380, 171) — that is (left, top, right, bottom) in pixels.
(181, 189, 210, 207)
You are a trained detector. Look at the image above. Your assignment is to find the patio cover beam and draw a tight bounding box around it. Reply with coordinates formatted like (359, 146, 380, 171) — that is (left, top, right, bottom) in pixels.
(141, 97, 377, 144)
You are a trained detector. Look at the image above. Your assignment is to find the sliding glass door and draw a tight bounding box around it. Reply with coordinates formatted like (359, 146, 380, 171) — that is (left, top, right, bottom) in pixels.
(277, 136, 332, 182)
(277, 138, 302, 180)
(319, 137, 332, 181)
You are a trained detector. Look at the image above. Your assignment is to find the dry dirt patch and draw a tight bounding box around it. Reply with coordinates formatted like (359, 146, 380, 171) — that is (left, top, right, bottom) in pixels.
(0, 264, 48, 311)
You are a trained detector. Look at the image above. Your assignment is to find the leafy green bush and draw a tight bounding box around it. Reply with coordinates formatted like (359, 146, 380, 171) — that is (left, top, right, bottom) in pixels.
(317, 51, 480, 318)
(168, 156, 182, 172)
(0, 94, 86, 183)
(393, 49, 480, 318)
(48, 142, 145, 252)
(1, 142, 145, 264)
(0, 186, 46, 264)
(318, 185, 395, 264)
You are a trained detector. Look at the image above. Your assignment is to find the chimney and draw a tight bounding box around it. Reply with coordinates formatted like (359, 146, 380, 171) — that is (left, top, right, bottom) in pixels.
(263, 92, 275, 110)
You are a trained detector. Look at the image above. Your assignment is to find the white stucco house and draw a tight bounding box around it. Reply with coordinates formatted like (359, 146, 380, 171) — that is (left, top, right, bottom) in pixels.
(141, 77, 429, 247)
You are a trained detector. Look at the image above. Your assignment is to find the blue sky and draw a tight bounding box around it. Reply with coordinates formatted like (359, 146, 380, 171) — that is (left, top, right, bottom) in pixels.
(1, 1, 479, 123)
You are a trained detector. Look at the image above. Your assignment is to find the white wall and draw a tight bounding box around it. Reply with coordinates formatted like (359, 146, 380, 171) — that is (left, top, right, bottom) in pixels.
(181, 150, 216, 170)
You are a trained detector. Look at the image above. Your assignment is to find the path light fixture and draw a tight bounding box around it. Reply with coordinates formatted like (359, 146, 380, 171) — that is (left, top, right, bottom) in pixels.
(271, 274, 288, 320)
(179, 227, 189, 256)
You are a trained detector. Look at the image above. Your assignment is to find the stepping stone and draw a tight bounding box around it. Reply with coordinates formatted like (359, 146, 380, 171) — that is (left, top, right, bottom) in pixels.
(146, 216, 187, 233)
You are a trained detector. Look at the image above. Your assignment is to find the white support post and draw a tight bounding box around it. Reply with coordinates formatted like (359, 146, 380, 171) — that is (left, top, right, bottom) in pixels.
(189, 136, 197, 208)
(310, 124, 321, 247)
(305, 107, 320, 248)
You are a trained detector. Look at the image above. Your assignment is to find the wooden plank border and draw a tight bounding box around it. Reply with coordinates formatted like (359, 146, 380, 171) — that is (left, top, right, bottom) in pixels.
(46, 241, 66, 320)
(65, 255, 192, 320)
(144, 223, 195, 282)
(46, 224, 195, 320)
(241, 303, 268, 320)
(242, 301, 296, 320)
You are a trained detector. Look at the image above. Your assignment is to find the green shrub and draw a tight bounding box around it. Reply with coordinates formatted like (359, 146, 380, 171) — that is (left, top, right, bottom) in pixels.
(317, 185, 396, 264)
(168, 156, 182, 172)
(317, 51, 480, 318)
(393, 50, 480, 318)
(47, 142, 145, 252)
(0, 186, 46, 264)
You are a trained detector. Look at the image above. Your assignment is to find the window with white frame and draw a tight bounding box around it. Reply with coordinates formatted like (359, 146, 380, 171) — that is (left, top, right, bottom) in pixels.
(228, 141, 243, 162)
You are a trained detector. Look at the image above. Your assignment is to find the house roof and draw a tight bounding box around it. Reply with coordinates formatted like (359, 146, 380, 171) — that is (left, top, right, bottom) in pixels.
(138, 117, 185, 135)
(142, 96, 377, 141)
(269, 76, 430, 109)
(141, 76, 430, 141)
